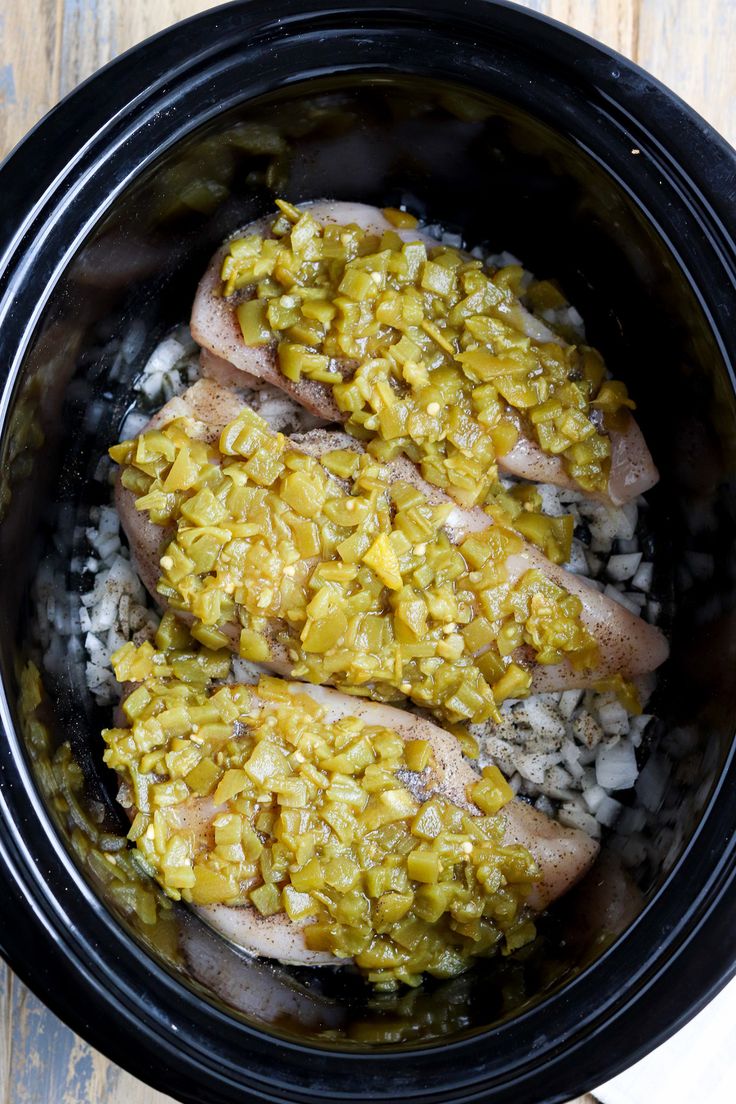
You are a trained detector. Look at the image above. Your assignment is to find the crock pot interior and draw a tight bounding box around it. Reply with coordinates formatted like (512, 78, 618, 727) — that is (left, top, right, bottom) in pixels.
(3, 74, 735, 1046)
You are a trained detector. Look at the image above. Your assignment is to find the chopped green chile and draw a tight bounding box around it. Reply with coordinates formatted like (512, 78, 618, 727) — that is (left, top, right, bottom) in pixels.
(18, 662, 181, 953)
(111, 409, 600, 725)
(219, 200, 636, 505)
(103, 656, 540, 989)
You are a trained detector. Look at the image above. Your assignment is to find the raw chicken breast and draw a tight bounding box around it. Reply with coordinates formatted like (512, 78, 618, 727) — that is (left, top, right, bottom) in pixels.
(115, 379, 668, 696)
(190, 200, 657, 504)
(164, 682, 600, 965)
(500, 412, 659, 506)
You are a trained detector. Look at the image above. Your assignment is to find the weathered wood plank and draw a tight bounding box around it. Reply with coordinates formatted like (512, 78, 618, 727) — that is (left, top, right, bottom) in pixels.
(637, 0, 736, 142)
(59, 2, 217, 99)
(521, 0, 641, 58)
(0, 960, 176, 1103)
(0, 0, 61, 160)
(0, 950, 598, 1103)
(2, 1, 734, 159)
(524, 0, 736, 141)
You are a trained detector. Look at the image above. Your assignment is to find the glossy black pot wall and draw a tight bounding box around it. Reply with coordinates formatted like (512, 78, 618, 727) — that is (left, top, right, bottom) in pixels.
(1, 2, 736, 1102)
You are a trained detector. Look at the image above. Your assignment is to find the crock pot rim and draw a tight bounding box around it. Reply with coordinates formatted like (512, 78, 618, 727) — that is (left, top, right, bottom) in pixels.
(1, 0, 735, 255)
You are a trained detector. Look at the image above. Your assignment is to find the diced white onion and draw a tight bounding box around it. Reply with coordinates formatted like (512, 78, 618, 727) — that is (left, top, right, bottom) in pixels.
(583, 784, 607, 813)
(560, 739, 585, 779)
(596, 740, 638, 790)
(628, 714, 653, 748)
(564, 540, 588, 574)
(559, 689, 584, 719)
(572, 711, 604, 749)
(603, 583, 643, 615)
(606, 552, 642, 581)
(119, 410, 150, 441)
(541, 764, 575, 800)
(559, 802, 601, 839)
(516, 752, 560, 786)
(595, 794, 623, 827)
(647, 599, 661, 623)
(632, 562, 653, 592)
(121, 318, 147, 364)
(635, 752, 670, 811)
(597, 699, 630, 737)
(534, 794, 555, 817)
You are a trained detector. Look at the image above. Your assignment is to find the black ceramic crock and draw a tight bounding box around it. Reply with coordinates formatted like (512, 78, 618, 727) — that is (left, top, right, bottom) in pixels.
(1, 2, 736, 1101)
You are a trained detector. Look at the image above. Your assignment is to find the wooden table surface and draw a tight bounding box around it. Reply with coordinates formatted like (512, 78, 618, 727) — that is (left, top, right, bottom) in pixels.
(1, 1, 734, 1101)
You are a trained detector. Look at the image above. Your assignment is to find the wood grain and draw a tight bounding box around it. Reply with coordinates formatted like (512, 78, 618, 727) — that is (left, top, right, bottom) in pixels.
(0, 962, 176, 1103)
(0, 1, 733, 1102)
(524, 0, 736, 142)
(1, 0, 735, 158)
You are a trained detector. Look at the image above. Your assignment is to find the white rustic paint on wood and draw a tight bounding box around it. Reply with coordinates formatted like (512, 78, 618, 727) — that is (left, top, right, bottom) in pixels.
(0, 0, 733, 1100)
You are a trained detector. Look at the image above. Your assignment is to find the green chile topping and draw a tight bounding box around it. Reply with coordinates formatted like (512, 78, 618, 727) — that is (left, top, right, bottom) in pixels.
(104, 649, 539, 990)
(110, 408, 599, 726)
(221, 199, 635, 506)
